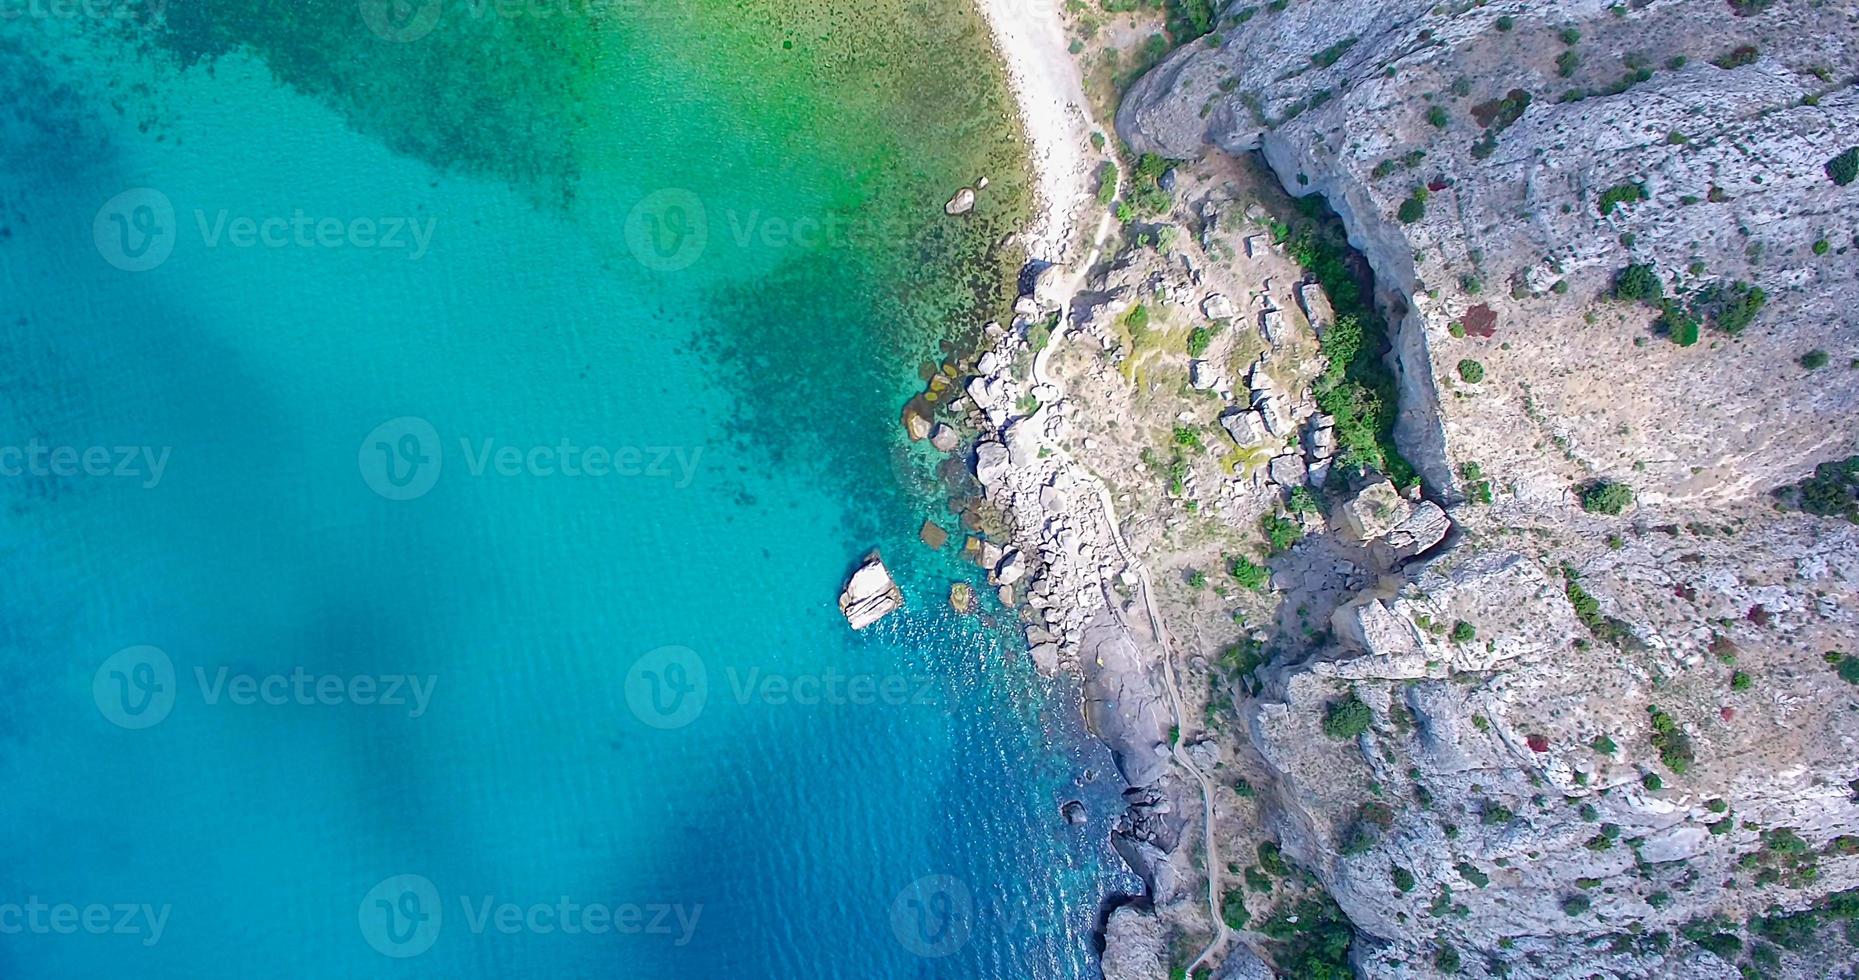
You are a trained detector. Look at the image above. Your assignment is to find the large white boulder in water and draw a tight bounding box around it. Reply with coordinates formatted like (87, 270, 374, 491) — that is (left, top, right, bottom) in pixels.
(838, 552, 903, 630)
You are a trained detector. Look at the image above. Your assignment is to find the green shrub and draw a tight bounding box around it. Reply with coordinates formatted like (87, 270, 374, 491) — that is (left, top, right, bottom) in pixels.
(1813, 239, 1831, 255)
(1451, 621, 1476, 642)
(1643, 772, 1663, 791)
(1397, 197, 1426, 223)
(1456, 359, 1485, 383)
(1221, 889, 1250, 930)
(1322, 692, 1372, 740)
(1435, 943, 1462, 973)
(1649, 704, 1694, 774)
(1228, 555, 1269, 592)
(1391, 866, 1416, 892)
(1579, 480, 1635, 515)
(1426, 105, 1449, 128)
(1310, 36, 1357, 68)
(1591, 735, 1617, 754)
(1557, 50, 1582, 77)
(1802, 349, 1830, 370)
(1562, 894, 1591, 916)
(1095, 162, 1118, 204)
(1772, 455, 1859, 522)
(1613, 263, 1664, 304)
(1262, 513, 1303, 554)
(1495, 14, 1513, 30)
(1730, 670, 1752, 691)
(1694, 280, 1766, 334)
(1829, 147, 1859, 186)
(1186, 326, 1213, 357)
(1597, 182, 1646, 215)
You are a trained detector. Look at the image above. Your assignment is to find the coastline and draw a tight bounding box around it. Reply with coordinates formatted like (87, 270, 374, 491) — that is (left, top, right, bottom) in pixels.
(971, 0, 1099, 266)
(960, 3, 1231, 975)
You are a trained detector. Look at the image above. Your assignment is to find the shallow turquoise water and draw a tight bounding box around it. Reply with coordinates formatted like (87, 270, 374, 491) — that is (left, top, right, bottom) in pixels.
(0, 8, 1131, 977)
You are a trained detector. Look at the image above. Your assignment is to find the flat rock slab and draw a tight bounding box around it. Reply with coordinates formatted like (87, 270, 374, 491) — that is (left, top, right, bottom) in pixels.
(838, 552, 903, 630)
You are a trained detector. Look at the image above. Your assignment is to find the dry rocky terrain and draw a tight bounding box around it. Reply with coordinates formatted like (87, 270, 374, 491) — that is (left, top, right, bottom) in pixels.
(979, 0, 1859, 977)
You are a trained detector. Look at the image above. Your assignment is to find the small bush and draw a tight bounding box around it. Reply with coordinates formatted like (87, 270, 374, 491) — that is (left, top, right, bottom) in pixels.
(1649, 705, 1694, 774)
(1579, 480, 1635, 515)
(1591, 735, 1617, 754)
(1643, 772, 1664, 791)
(1262, 513, 1303, 554)
(1597, 182, 1647, 215)
(1426, 105, 1449, 128)
(1562, 894, 1591, 916)
(1456, 359, 1485, 383)
(1829, 147, 1859, 186)
(1186, 326, 1213, 357)
(1613, 263, 1664, 304)
(1397, 197, 1426, 223)
(1228, 554, 1270, 592)
(1451, 621, 1476, 642)
(1730, 670, 1752, 691)
(1323, 692, 1372, 740)
(1495, 14, 1513, 30)
(1802, 349, 1830, 370)
(1392, 865, 1416, 892)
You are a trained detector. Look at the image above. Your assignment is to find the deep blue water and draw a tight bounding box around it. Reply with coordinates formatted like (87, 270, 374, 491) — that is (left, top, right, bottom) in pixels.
(0, 9, 1132, 978)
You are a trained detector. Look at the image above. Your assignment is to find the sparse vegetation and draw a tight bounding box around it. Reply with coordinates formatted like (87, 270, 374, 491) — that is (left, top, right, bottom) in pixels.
(1322, 692, 1372, 740)
(1649, 704, 1694, 775)
(1829, 147, 1859, 186)
(1597, 182, 1646, 215)
(1772, 455, 1859, 522)
(1579, 480, 1635, 515)
(1262, 512, 1304, 554)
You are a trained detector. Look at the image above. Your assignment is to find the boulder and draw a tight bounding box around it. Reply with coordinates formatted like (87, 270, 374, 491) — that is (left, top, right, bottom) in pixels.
(1189, 360, 1220, 390)
(1201, 293, 1236, 319)
(838, 552, 903, 630)
(1268, 454, 1308, 488)
(903, 410, 931, 441)
(919, 520, 948, 550)
(943, 188, 975, 215)
(1220, 410, 1266, 446)
(1337, 480, 1411, 543)
(974, 440, 1011, 489)
(928, 423, 959, 453)
(948, 582, 975, 614)
(1061, 799, 1088, 825)
(1032, 264, 1068, 309)
(996, 548, 1027, 586)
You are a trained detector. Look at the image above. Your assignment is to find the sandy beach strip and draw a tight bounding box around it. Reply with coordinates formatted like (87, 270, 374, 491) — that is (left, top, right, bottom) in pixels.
(974, 0, 1100, 266)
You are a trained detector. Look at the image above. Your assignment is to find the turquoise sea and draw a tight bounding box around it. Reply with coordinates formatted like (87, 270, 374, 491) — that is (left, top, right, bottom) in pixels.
(0, 2, 1132, 976)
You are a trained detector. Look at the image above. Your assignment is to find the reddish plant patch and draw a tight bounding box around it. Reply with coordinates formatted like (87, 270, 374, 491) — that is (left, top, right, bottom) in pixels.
(1464, 304, 1498, 337)
(1675, 584, 1697, 601)
(1721, 706, 1736, 722)
(1427, 179, 1449, 193)
(1527, 733, 1550, 753)
(1747, 604, 1771, 626)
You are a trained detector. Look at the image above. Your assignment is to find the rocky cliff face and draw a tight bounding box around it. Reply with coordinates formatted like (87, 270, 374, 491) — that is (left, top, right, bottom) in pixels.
(1111, 0, 1859, 975)
(1120, 0, 1859, 506)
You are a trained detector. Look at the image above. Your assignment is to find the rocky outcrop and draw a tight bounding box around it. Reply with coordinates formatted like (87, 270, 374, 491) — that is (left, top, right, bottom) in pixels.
(837, 552, 903, 629)
(1080, 612, 1173, 788)
(1099, 906, 1167, 980)
(1118, 0, 1859, 505)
